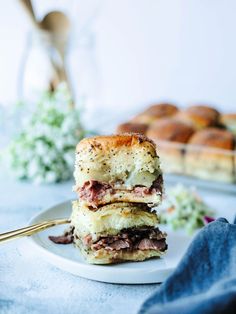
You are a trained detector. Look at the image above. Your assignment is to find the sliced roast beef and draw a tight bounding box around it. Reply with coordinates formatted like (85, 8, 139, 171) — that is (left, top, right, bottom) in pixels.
(49, 227, 74, 244)
(77, 175, 163, 207)
(136, 238, 167, 251)
(108, 239, 131, 251)
(49, 233, 73, 244)
(133, 175, 163, 197)
(90, 227, 167, 252)
(49, 225, 167, 252)
(78, 180, 112, 207)
(152, 174, 163, 192)
(83, 234, 93, 246)
(133, 186, 151, 196)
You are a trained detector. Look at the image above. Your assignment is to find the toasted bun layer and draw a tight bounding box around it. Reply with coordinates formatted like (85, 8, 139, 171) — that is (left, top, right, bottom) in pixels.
(74, 134, 162, 190)
(71, 201, 158, 241)
(75, 244, 165, 264)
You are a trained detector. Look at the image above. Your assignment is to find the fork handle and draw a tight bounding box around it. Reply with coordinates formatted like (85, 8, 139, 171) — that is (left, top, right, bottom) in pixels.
(0, 218, 70, 244)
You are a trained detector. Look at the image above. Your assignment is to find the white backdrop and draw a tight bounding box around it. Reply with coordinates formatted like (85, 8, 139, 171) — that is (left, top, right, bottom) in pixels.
(1, 0, 236, 114)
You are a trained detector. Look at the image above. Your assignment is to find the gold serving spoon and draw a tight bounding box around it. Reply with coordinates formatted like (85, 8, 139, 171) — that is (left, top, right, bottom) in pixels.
(0, 218, 70, 244)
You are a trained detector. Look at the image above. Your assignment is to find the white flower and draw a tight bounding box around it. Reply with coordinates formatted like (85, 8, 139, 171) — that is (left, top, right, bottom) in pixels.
(42, 154, 52, 165)
(61, 118, 71, 134)
(35, 141, 47, 156)
(64, 151, 74, 167)
(45, 171, 57, 183)
(27, 159, 40, 178)
(8, 85, 86, 183)
(55, 138, 64, 150)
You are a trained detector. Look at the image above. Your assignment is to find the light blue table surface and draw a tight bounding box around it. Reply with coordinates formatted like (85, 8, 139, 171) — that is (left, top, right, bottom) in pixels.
(0, 175, 159, 314)
(1, 169, 236, 314)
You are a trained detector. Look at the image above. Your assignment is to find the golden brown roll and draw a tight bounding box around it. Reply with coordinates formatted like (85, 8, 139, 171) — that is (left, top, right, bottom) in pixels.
(144, 103, 179, 117)
(185, 128, 235, 183)
(74, 134, 163, 208)
(220, 113, 236, 135)
(146, 119, 195, 174)
(147, 118, 195, 143)
(175, 105, 220, 130)
(131, 103, 179, 124)
(116, 122, 148, 135)
(187, 105, 220, 121)
(186, 127, 233, 149)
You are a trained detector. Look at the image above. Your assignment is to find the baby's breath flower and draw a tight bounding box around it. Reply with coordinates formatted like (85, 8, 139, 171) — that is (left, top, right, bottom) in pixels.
(8, 84, 86, 183)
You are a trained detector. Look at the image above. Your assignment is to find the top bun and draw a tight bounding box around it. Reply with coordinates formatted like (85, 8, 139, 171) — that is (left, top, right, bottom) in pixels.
(76, 133, 156, 153)
(75, 134, 161, 189)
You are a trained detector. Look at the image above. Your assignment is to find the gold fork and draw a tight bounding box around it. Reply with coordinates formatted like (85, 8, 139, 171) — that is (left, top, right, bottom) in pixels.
(0, 218, 70, 244)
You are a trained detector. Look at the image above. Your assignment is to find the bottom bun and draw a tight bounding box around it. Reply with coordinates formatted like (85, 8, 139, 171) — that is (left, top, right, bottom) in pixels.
(75, 240, 165, 264)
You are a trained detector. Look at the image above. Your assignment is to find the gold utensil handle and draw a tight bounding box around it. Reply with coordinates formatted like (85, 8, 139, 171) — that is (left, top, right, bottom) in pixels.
(0, 218, 70, 244)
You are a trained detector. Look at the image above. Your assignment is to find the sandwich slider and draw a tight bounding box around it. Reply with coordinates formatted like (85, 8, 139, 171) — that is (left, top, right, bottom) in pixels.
(74, 134, 163, 208)
(50, 133, 168, 265)
(70, 201, 167, 264)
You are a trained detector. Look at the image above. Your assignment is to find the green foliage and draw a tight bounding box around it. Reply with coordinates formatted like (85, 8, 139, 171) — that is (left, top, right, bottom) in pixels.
(8, 84, 86, 184)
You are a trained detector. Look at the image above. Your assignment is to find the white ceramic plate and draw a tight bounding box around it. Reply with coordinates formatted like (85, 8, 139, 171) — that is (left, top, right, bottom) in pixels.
(27, 200, 193, 284)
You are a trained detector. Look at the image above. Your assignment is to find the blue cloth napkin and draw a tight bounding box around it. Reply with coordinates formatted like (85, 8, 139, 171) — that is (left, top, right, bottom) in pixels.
(139, 217, 236, 314)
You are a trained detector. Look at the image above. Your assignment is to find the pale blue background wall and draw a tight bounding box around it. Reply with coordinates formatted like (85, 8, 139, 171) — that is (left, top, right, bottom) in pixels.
(1, 0, 236, 113)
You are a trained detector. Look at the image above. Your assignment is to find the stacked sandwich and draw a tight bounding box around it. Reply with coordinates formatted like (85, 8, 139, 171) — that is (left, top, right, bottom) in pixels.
(71, 134, 167, 264)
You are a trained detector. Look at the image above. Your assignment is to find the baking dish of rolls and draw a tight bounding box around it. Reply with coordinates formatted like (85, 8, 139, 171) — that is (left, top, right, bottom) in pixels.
(116, 103, 236, 184)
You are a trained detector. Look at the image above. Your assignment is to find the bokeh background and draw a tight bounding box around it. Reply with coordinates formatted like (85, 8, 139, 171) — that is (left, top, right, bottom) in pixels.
(1, 0, 236, 185)
(1, 0, 236, 114)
